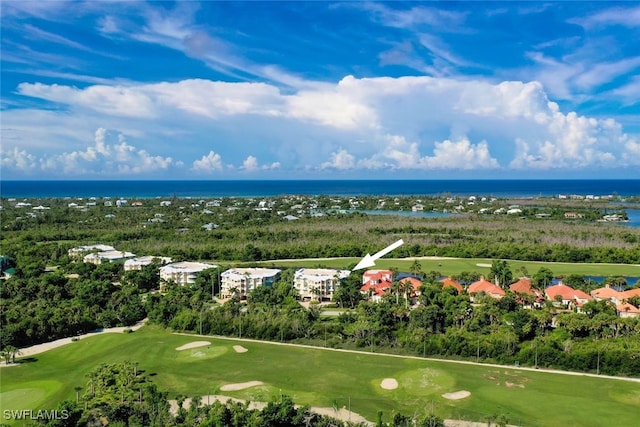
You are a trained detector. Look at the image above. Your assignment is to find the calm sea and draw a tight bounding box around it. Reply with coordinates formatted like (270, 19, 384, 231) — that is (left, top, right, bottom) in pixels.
(2, 179, 639, 198)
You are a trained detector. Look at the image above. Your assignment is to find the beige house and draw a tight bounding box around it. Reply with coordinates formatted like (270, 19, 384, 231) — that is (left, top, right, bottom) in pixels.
(160, 261, 218, 286)
(294, 268, 350, 300)
(221, 268, 281, 297)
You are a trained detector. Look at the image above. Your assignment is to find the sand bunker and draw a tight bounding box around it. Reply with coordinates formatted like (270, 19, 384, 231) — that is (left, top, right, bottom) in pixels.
(476, 263, 491, 268)
(380, 378, 398, 390)
(442, 390, 471, 400)
(176, 341, 211, 351)
(233, 345, 248, 353)
(220, 381, 264, 391)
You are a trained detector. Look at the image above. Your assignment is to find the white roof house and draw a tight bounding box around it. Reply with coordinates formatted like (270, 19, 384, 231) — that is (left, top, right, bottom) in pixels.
(68, 244, 116, 257)
(83, 250, 136, 265)
(221, 268, 281, 297)
(293, 268, 350, 300)
(159, 261, 218, 286)
(124, 256, 173, 271)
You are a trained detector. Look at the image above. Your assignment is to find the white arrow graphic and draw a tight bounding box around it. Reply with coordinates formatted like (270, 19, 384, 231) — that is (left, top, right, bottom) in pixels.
(352, 239, 404, 271)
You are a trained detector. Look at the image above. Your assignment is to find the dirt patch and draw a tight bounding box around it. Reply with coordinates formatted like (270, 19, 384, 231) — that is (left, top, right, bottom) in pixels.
(220, 380, 264, 391)
(175, 341, 211, 351)
(442, 390, 471, 400)
(505, 381, 525, 389)
(476, 263, 491, 268)
(233, 345, 248, 353)
(380, 378, 398, 390)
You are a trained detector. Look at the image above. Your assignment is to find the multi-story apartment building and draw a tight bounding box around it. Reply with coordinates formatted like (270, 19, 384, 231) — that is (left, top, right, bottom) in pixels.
(220, 268, 281, 297)
(160, 261, 218, 286)
(293, 268, 350, 300)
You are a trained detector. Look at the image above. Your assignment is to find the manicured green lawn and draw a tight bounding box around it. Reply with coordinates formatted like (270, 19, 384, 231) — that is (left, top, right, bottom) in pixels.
(2, 326, 639, 426)
(256, 257, 640, 278)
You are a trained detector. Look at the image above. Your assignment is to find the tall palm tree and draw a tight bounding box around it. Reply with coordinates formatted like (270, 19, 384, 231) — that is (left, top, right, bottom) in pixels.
(409, 259, 423, 277)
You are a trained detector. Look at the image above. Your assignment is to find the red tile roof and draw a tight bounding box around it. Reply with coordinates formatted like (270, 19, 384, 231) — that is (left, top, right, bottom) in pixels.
(622, 288, 640, 299)
(591, 286, 623, 301)
(468, 277, 505, 298)
(509, 277, 536, 295)
(616, 303, 640, 314)
(545, 282, 592, 302)
(398, 277, 423, 292)
(440, 277, 463, 293)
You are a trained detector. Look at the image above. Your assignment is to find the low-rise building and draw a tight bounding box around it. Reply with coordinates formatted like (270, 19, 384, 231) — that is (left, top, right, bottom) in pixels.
(83, 250, 136, 265)
(468, 277, 505, 300)
(124, 256, 173, 271)
(221, 268, 281, 297)
(68, 244, 115, 258)
(545, 282, 592, 311)
(294, 268, 350, 300)
(360, 269, 393, 302)
(160, 261, 218, 286)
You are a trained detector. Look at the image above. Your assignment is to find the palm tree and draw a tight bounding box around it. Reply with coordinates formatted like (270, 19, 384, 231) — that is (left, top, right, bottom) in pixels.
(410, 259, 423, 277)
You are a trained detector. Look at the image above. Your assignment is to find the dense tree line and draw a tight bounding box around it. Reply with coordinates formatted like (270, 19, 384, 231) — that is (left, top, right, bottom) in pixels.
(0, 260, 147, 349)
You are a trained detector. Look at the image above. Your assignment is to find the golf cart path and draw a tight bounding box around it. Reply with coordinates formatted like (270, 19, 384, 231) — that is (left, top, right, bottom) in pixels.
(1, 318, 148, 365)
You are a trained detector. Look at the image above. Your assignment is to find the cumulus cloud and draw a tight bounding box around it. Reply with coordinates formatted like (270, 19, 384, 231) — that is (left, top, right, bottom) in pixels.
(9, 75, 640, 176)
(241, 155, 280, 171)
(1, 147, 38, 172)
(3, 127, 174, 176)
(321, 149, 356, 170)
(192, 151, 223, 172)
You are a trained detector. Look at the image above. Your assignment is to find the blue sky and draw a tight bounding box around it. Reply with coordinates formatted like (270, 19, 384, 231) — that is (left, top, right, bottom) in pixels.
(1, 1, 639, 180)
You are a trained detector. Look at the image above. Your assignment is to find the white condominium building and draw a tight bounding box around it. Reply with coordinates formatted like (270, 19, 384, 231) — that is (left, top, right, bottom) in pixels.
(124, 256, 173, 271)
(83, 250, 136, 265)
(220, 268, 281, 297)
(294, 268, 350, 300)
(160, 261, 218, 286)
(68, 244, 115, 258)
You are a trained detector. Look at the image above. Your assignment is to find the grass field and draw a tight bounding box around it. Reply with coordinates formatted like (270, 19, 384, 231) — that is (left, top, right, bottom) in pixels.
(2, 326, 639, 426)
(255, 256, 640, 278)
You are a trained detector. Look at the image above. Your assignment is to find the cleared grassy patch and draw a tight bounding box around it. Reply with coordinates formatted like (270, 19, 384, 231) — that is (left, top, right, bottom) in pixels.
(2, 326, 639, 426)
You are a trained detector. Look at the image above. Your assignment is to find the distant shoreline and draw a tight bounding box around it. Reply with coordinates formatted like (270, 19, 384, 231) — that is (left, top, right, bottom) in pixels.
(2, 179, 639, 198)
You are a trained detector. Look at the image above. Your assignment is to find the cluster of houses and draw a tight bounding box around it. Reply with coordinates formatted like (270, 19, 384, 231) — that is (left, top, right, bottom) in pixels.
(360, 270, 640, 319)
(68, 245, 640, 318)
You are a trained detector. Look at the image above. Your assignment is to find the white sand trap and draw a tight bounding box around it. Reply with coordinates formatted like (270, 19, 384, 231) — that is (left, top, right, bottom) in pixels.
(442, 390, 471, 400)
(220, 380, 264, 391)
(476, 263, 491, 268)
(380, 378, 398, 390)
(233, 345, 248, 353)
(176, 341, 211, 351)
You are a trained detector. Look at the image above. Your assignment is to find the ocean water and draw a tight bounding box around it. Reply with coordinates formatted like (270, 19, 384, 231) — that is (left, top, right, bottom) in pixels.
(2, 179, 639, 198)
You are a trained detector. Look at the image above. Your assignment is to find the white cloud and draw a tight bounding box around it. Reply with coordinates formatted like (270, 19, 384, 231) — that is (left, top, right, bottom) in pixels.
(571, 6, 640, 29)
(3, 127, 173, 176)
(7, 75, 640, 176)
(242, 155, 259, 171)
(192, 151, 223, 172)
(0, 147, 38, 172)
(321, 149, 356, 170)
